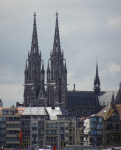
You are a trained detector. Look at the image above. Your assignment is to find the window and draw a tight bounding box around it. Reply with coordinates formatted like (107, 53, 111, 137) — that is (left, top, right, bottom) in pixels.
(32, 130, 37, 134)
(60, 122, 65, 127)
(0, 117, 6, 121)
(98, 117, 102, 123)
(47, 123, 57, 128)
(33, 116, 37, 119)
(32, 123, 37, 127)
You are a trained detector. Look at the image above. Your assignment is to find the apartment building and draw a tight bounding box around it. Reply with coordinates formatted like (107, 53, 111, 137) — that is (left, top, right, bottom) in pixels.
(0, 106, 25, 148)
(97, 103, 121, 146)
(89, 115, 103, 146)
(0, 106, 83, 149)
(88, 103, 121, 147)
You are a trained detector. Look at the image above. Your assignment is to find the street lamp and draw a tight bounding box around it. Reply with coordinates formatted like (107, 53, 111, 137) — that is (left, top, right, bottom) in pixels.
(55, 102, 65, 150)
(40, 98, 46, 150)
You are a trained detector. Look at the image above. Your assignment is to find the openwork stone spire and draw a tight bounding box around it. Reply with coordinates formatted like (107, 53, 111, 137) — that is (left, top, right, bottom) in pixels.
(46, 12, 67, 108)
(53, 12, 61, 55)
(24, 13, 45, 107)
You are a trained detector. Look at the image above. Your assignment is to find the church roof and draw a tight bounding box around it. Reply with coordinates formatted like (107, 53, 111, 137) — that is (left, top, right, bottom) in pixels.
(98, 91, 118, 105)
(68, 91, 96, 97)
(67, 91, 118, 106)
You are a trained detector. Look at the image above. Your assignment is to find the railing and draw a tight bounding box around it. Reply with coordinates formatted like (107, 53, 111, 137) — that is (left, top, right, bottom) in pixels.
(46, 140, 58, 142)
(46, 126, 57, 129)
(8, 119, 20, 121)
(46, 133, 58, 135)
(3, 112, 14, 115)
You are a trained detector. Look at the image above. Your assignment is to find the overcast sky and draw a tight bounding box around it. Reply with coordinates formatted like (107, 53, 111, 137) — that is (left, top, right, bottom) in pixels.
(0, 0, 121, 107)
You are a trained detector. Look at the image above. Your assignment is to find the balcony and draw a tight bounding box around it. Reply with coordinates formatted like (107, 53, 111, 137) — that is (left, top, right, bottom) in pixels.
(6, 134, 18, 137)
(6, 128, 20, 130)
(6, 121, 20, 124)
(6, 141, 19, 144)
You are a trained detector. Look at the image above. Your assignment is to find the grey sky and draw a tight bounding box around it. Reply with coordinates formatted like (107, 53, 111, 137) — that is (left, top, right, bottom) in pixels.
(0, 0, 121, 107)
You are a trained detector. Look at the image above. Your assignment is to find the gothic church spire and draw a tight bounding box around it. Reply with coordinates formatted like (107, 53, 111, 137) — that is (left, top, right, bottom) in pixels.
(94, 59, 100, 95)
(24, 13, 45, 107)
(46, 12, 67, 108)
(31, 12, 39, 55)
(53, 12, 61, 55)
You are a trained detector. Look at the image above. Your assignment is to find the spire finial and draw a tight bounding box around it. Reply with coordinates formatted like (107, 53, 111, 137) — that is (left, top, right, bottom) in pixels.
(34, 12, 36, 18)
(56, 11, 58, 19)
(96, 57, 98, 76)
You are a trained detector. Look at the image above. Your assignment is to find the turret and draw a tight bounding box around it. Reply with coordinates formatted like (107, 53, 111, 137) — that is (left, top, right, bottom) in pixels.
(111, 92, 115, 103)
(47, 61, 50, 82)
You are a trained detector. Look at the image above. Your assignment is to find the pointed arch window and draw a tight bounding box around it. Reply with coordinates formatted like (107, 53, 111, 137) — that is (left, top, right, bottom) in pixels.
(53, 64, 55, 80)
(59, 64, 61, 78)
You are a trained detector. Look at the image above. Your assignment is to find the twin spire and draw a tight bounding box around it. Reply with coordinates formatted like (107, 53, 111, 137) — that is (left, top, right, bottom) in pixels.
(31, 12, 39, 55)
(30, 13, 101, 95)
(53, 12, 61, 55)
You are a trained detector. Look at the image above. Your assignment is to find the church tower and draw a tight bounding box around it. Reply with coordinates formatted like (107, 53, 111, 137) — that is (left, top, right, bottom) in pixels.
(46, 12, 67, 108)
(24, 13, 45, 107)
(93, 61, 100, 95)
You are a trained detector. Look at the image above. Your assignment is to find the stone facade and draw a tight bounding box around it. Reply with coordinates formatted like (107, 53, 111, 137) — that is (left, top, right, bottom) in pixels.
(23, 13, 121, 118)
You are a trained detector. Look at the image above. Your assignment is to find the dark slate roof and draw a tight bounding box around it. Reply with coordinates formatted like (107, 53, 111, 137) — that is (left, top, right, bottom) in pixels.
(67, 91, 97, 105)
(68, 91, 96, 97)
(67, 91, 118, 106)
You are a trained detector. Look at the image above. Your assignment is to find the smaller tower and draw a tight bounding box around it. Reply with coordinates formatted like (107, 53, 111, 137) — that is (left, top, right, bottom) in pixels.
(73, 83, 75, 91)
(111, 92, 115, 103)
(119, 82, 121, 89)
(94, 59, 100, 95)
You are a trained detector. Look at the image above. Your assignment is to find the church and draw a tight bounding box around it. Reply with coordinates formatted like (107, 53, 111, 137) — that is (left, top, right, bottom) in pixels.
(21, 13, 121, 118)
